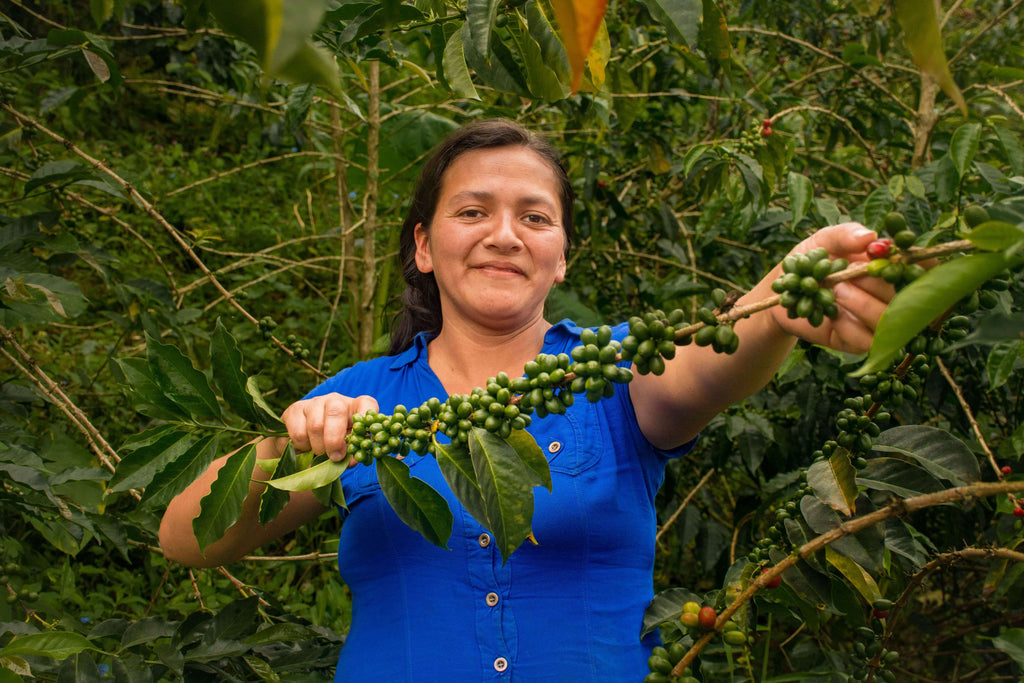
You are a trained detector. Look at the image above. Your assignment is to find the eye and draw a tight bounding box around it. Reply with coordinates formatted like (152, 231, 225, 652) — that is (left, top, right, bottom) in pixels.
(523, 213, 552, 225)
(458, 208, 484, 218)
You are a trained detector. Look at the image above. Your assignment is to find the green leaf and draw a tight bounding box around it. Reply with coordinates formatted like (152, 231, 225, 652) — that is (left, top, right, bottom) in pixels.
(264, 455, 347, 491)
(145, 333, 223, 422)
(871, 426, 980, 486)
(825, 546, 881, 604)
(112, 358, 191, 421)
(788, 172, 813, 229)
(905, 174, 927, 200)
(949, 122, 981, 179)
(0, 631, 97, 660)
(948, 312, 1024, 349)
(206, 0, 340, 96)
(640, 586, 704, 637)
(23, 160, 94, 195)
(468, 426, 537, 563)
(507, 428, 551, 491)
(376, 455, 453, 549)
(244, 622, 323, 646)
(120, 618, 177, 650)
(511, 13, 568, 101)
(893, 0, 966, 114)
(963, 221, 1024, 252)
(992, 628, 1024, 668)
(854, 252, 1023, 376)
(641, 0, 700, 47)
(806, 450, 858, 516)
(0, 271, 88, 324)
(993, 126, 1024, 176)
(862, 185, 893, 232)
(274, 41, 343, 100)
(435, 440, 489, 527)
(245, 376, 286, 431)
(986, 340, 1023, 390)
(466, 0, 501, 61)
(526, 0, 570, 82)
(140, 434, 221, 509)
(801, 495, 883, 573)
(883, 518, 930, 568)
(90, 0, 114, 27)
(462, 20, 528, 96)
(855, 457, 944, 498)
(699, 0, 731, 68)
(887, 174, 905, 199)
(259, 442, 298, 524)
(211, 320, 264, 425)
(109, 426, 197, 493)
(193, 443, 258, 554)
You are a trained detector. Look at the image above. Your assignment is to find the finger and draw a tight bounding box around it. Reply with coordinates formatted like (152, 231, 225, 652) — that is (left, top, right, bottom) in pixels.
(828, 307, 876, 354)
(282, 402, 313, 453)
(302, 399, 330, 456)
(846, 273, 896, 305)
(351, 395, 380, 417)
(834, 280, 890, 332)
(321, 396, 353, 462)
(800, 223, 877, 260)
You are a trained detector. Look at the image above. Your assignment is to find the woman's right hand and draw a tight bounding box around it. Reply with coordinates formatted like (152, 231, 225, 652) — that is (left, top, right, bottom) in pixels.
(282, 393, 380, 463)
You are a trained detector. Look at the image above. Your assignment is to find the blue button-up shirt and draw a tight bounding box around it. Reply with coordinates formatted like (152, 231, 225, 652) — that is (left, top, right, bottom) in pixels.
(304, 320, 693, 682)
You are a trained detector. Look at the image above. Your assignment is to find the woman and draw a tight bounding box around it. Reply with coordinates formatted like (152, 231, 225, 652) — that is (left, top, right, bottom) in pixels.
(160, 120, 891, 681)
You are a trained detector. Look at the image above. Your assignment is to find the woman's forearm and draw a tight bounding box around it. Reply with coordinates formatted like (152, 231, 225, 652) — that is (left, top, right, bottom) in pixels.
(158, 436, 326, 567)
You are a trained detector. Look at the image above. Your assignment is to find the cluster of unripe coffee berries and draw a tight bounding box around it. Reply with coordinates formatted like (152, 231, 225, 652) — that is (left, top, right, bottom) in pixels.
(692, 290, 741, 353)
(257, 315, 278, 339)
(345, 327, 637, 463)
(621, 309, 690, 374)
(849, 614, 900, 683)
(644, 640, 697, 683)
(748, 500, 800, 563)
(772, 247, 846, 326)
(570, 326, 634, 401)
(282, 333, 310, 359)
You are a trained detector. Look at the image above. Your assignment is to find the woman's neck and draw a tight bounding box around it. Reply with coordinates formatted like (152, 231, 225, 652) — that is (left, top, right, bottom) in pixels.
(426, 315, 551, 396)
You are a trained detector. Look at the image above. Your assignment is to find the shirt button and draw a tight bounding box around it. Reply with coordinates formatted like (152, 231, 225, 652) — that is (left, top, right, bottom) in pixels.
(547, 441, 561, 454)
(493, 657, 508, 672)
(478, 533, 491, 547)
(485, 592, 499, 607)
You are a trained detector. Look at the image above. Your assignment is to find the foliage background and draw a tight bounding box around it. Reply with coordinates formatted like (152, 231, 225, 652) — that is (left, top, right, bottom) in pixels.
(1, 0, 1023, 680)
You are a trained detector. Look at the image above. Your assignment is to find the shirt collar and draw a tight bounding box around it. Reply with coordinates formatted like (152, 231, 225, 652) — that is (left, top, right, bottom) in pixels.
(387, 319, 579, 371)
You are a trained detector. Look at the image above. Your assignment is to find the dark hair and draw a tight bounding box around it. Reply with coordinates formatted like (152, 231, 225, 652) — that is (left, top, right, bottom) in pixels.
(388, 119, 575, 355)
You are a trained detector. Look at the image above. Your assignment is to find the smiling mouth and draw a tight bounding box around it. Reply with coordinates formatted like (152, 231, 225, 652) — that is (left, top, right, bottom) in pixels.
(475, 264, 523, 275)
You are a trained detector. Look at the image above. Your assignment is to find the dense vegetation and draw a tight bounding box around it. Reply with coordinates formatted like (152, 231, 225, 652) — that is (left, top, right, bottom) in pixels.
(1, 0, 1022, 680)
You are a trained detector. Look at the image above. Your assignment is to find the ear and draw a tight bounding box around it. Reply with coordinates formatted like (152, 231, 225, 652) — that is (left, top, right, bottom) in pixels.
(553, 251, 566, 284)
(413, 223, 433, 274)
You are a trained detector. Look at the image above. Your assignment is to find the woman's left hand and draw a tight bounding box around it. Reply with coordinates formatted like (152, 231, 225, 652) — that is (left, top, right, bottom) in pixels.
(768, 222, 895, 354)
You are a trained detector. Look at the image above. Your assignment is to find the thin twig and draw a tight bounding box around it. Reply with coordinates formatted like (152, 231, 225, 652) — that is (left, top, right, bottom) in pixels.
(935, 357, 1003, 480)
(0, 102, 325, 378)
(0, 327, 123, 476)
(949, 0, 1024, 66)
(671, 480, 1024, 677)
(656, 468, 715, 544)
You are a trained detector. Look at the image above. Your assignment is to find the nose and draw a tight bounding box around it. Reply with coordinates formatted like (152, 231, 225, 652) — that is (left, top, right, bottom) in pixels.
(483, 210, 522, 251)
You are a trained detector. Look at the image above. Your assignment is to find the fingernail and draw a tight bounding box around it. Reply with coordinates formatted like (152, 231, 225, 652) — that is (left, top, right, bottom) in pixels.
(852, 226, 875, 238)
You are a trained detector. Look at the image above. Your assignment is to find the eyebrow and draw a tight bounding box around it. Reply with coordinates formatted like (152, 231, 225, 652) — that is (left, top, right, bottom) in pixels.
(446, 190, 558, 210)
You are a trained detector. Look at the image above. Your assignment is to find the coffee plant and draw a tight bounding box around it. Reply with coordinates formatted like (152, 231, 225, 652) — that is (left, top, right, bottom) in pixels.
(2, 1, 1023, 680)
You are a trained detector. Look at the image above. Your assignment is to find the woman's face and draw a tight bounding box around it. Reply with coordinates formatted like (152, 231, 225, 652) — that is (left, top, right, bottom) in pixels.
(414, 146, 567, 332)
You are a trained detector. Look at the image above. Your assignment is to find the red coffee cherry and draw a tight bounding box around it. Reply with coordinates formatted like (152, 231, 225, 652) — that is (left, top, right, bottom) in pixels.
(866, 239, 894, 259)
(698, 606, 717, 630)
(1014, 507, 1024, 518)
(1000, 466, 1012, 475)
(761, 568, 782, 589)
